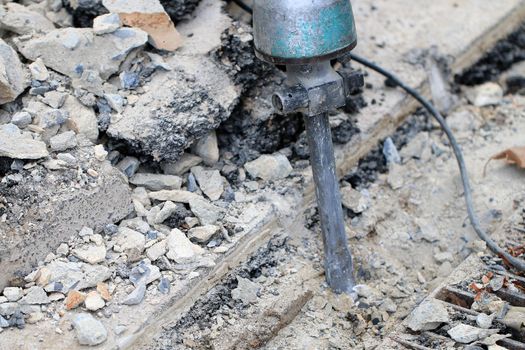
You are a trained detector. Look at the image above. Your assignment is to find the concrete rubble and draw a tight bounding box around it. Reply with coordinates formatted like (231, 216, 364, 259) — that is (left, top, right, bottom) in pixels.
(15, 27, 148, 80)
(405, 296, 450, 332)
(71, 313, 108, 346)
(0, 38, 28, 104)
(0, 0, 522, 348)
(107, 0, 240, 161)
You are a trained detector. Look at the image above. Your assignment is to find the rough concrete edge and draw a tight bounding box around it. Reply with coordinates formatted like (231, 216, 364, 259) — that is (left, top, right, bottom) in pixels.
(126, 4, 525, 349)
(0, 161, 133, 290)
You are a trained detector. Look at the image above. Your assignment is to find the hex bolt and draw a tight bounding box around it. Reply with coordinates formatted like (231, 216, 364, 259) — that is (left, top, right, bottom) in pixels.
(272, 85, 309, 114)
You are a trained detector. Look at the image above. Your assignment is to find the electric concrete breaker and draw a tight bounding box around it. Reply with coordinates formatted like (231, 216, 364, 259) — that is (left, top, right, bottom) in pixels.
(252, 0, 363, 294)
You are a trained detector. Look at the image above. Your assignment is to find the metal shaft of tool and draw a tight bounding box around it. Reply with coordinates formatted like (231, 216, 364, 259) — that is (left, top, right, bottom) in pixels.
(304, 113, 356, 294)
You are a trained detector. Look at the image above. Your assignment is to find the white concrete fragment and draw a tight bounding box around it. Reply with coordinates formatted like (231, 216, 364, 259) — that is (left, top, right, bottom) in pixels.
(19, 286, 50, 305)
(114, 228, 145, 262)
(191, 166, 224, 201)
(73, 243, 107, 264)
(93, 13, 121, 35)
(45, 260, 111, 291)
(49, 130, 77, 152)
(0, 124, 48, 159)
(405, 299, 449, 331)
(10, 111, 32, 128)
(62, 95, 99, 142)
(85, 291, 105, 311)
(166, 228, 204, 264)
(0, 38, 28, 104)
(3, 287, 22, 302)
(153, 201, 178, 224)
(467, 82, 503, 107)
(94, 144, 108, 161)
(188, 225, 220, 243)
(340, 187, 369, 213)
(447, 323, 499, 344)
(244, 154, 293, 181)
(192, 131, 219, 166)
(189, 198, 223, 225)
(28, 58, 49, 81)
(149, 190, 200, 203)
(146, 240, 167, 261)
(130, 173, 182, 191)
(72, 313, 108, 346)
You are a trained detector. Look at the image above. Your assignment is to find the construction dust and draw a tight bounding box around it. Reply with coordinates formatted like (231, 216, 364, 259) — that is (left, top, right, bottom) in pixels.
(0, 0, 524, 349)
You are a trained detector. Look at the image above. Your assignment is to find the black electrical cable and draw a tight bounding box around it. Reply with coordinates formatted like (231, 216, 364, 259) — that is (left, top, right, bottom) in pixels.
(233, 0, 525, 272)
(348, 53, 525, 272)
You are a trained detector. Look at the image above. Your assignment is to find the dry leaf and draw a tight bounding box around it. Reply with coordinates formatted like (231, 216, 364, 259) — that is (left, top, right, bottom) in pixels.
(485, 146, 525, 175)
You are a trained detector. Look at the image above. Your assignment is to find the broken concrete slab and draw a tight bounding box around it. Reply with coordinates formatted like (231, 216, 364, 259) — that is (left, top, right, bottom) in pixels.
(73, 243, 107, 264)
(0, 123, 48, 160)
(148, 190, 200, 203)
(0, 162, 132, 290)
(42, 260, 111, 292)
(15, 27, 148, 80)
(0, 38, 28, 104)
(107, 66, 238, 161)
(0, 2, 55, 35)
(447, 323, 499, 344)
(49, 130, 77, 152)
(189, 198, 224, 225)
(113, 227, 146, 262)
(107, 0, 238, 161)
(405, 299, 450, 331)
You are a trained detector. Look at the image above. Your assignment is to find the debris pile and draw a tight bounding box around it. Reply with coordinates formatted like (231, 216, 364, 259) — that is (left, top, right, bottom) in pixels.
(0, 0, 299, 346)
(0, 0, 524, 348)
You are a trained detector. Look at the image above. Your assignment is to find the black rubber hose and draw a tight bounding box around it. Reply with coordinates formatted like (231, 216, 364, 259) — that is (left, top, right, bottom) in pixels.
(232, 0, 525, 272)
(347, 52, 525, 272)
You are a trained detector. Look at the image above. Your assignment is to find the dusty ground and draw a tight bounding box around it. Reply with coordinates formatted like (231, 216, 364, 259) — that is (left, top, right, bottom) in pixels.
(144, 88, 525, 349)
(0, 1, 524, 349)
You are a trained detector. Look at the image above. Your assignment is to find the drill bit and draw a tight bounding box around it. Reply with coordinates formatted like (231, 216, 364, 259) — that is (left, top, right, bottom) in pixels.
(304, 113, 356, 293)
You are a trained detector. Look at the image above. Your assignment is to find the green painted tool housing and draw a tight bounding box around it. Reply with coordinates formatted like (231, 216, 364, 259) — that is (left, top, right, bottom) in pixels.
(253, 0, 357, 65)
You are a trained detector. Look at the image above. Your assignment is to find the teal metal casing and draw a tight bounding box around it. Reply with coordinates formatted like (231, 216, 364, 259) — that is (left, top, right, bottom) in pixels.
(253, 0, 357, 65)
